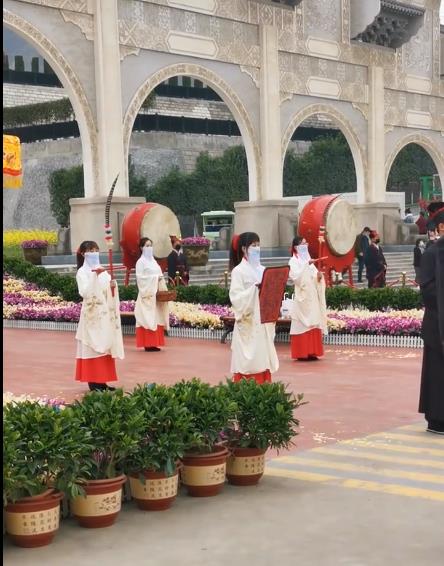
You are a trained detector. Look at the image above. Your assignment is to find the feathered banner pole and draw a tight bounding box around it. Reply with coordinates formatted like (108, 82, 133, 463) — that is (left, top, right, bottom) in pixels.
(104, 174, 119, 296)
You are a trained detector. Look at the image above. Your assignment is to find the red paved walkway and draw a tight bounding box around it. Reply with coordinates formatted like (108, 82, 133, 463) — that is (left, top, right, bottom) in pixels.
(3, 329, 424, 451)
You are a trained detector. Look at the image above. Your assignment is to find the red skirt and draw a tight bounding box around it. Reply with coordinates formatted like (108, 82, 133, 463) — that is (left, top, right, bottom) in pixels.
(136, 326, 165, 349)
(291, 329, 324, 360)
(75, 355, 118, 383)
(232, 370, 272, 385)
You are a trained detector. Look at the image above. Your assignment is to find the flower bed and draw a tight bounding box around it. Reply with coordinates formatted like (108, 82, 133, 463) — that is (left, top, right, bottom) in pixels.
(3, 230, 58, 248)
(3, 275, 424, 336)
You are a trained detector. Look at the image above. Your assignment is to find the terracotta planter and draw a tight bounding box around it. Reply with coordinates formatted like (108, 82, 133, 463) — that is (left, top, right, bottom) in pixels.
(226, 447, 267, 486)
(5, 489, 63, 548)
(23, 247, 47, 265)
(182, 245, 210, 267)
(181, 445, 228, 497)
(129, 469, 179, 511)
(70, 475, 126, 528)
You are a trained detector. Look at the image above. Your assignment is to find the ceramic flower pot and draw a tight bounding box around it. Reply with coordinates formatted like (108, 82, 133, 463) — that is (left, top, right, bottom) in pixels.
(5, 489, 64, 548)
(182, 245, 210, 267)
(23, 247, 47, 265)
(129, 469, 179, 511)
(226, 447, 267, 486)
(70, 475, 126, 528)
(181, 445, 228, 497)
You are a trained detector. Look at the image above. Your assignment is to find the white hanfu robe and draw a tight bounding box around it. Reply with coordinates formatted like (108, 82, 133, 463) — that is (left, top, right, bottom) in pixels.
(229, 258, 279, 375)
(134, 256, 169, 331)
(288, 255, 327, 336)
(75, 266, 124, 361)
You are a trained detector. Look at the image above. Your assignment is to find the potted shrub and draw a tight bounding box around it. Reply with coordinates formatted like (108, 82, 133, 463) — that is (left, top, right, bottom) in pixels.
(21, 239, 48, 265)
(69, 390, 145, 528)
(181, 236, 211, 267)
(224, 379, 306, 486)
(124, 384, 196, 511)
(172, 379, 237, 497)
(3, 401, 93, 547)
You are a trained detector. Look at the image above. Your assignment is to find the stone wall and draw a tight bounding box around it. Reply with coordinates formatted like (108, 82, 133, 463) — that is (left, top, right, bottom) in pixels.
(2, 83, 66, 107)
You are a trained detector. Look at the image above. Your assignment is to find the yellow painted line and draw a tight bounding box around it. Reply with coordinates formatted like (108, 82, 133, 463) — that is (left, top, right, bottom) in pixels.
(270, 457, 444, 485)
(341, 439, 444, 457)
(366, 432, 444, 446)
(264, 468, 444, 502)
(311, 447, 444, 470)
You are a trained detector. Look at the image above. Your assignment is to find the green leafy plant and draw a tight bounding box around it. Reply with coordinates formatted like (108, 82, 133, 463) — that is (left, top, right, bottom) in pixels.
(3, 401, 94, 505)
(3, 98, 74, 128)
(124, 384, 198, 477)
(70, 390, 145, 479)
(224, 379, 306, 451)
(172, 379, 237, 453)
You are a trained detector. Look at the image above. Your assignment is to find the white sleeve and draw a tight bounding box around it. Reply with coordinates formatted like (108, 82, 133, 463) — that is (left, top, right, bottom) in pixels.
(229, 268, 257, 319)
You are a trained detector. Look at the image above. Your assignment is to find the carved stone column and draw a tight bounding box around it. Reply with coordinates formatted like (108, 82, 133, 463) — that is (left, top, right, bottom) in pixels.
(367, 66, 385, 203)
(259, 24, 282, 201)
(92, 0, 127, 198)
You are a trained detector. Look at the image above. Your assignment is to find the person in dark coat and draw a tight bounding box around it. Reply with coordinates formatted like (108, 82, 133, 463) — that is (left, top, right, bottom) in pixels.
(413, 238, 425, 284)
(355, 227, 371, 283)
(418, 202, 444, 435)
(167, 235, 189, 286)
(364, 230, 387, 288)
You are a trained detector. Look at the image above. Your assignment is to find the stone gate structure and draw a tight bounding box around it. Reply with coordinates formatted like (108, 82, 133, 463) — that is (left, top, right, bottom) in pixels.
(3, 0, 444, 248)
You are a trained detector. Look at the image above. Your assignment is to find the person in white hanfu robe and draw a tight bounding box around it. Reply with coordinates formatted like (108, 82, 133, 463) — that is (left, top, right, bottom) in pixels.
(229, 232, 279, 384)
(134, 237, 169, 351)
(288, 236, 327, 361)
(75, 240, 124, 391)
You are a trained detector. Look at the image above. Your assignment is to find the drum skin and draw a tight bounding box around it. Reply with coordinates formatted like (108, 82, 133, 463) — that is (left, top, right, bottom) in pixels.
(120, 203, 181, 272)
(298, 195, 356, 273)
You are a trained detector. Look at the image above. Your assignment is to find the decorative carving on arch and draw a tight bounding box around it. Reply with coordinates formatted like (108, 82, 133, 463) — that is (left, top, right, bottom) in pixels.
(122, 63, 261, 199)
(385, 133, 444, 190)
(3, 8, 98, 191)
(281, 103, 367, 201)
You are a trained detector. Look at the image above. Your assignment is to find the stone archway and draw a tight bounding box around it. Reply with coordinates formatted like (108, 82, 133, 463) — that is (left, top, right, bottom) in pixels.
(3, 8, 98, 197)
(385, 134, 444, 199)
(282, 103, 367, 203)
(122, 63, 261, 201)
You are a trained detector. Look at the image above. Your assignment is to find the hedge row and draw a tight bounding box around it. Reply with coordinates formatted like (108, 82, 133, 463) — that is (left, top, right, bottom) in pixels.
(4, 257, 423, 311)
(3, 98, 74, 128)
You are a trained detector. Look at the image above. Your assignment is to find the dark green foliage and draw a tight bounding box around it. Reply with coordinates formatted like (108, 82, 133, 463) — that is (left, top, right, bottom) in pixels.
(172, 379, 237, 453)
(3, 98, 74, 128)
(325, 286, 423, 311)
(70, 390, 145, 479)
(387, 143, 437, 188)
(124, 384, 197, 476)
(224, 379, 306, 450)
(49, 165, 84, 227)
(284, 133, 357, 196)
(3, 401, 94, 504)
(175, 284, 230, 305)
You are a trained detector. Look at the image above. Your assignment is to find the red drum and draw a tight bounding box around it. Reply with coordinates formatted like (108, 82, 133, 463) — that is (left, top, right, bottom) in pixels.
(298, 195, 357, 277)
(120, 203, 181, 274)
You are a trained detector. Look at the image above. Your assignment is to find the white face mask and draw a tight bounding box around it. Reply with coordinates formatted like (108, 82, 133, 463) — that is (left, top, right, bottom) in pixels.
(247, 246, 261, 266)
(296, 244, 310, 262)
(142, 247, 154, 260)
(84, 251, 100, 269)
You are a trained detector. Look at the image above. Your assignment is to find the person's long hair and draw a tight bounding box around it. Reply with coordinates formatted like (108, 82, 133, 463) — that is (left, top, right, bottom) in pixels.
(138, 237, 153, 259)
(290, 236, 303, 256)
(229, 232, 260, 271)
(76, 240, 99, 270)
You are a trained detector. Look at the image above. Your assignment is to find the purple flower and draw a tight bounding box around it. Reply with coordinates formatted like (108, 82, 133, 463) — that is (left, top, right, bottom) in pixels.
(182, 237, 210, 246)
(21, 239, 48, 249)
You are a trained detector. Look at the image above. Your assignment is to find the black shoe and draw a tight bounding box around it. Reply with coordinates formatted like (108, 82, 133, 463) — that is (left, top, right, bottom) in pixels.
(88, 382, 106, 391)
(426, 420, 444, 435)
(144, 347, 161, 352)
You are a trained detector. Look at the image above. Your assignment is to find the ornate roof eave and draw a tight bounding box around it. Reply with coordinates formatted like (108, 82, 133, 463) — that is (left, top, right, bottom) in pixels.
(381, 1, 424, 18)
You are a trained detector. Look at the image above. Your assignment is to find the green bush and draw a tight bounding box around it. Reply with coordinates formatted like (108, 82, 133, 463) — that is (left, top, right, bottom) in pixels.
(3, 98, 74, 128)
(325, 286, 423, 311)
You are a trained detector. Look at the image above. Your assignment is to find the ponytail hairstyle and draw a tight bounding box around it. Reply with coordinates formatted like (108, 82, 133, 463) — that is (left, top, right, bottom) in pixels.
(76, 240, 99, 270)
(290, 236, 303, 256)
(229, 232, 260, 271)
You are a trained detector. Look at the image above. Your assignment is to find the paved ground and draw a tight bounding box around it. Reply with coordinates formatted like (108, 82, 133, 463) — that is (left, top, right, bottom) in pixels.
(4, 329, 443, 564)
(4, 329, 424, 451)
